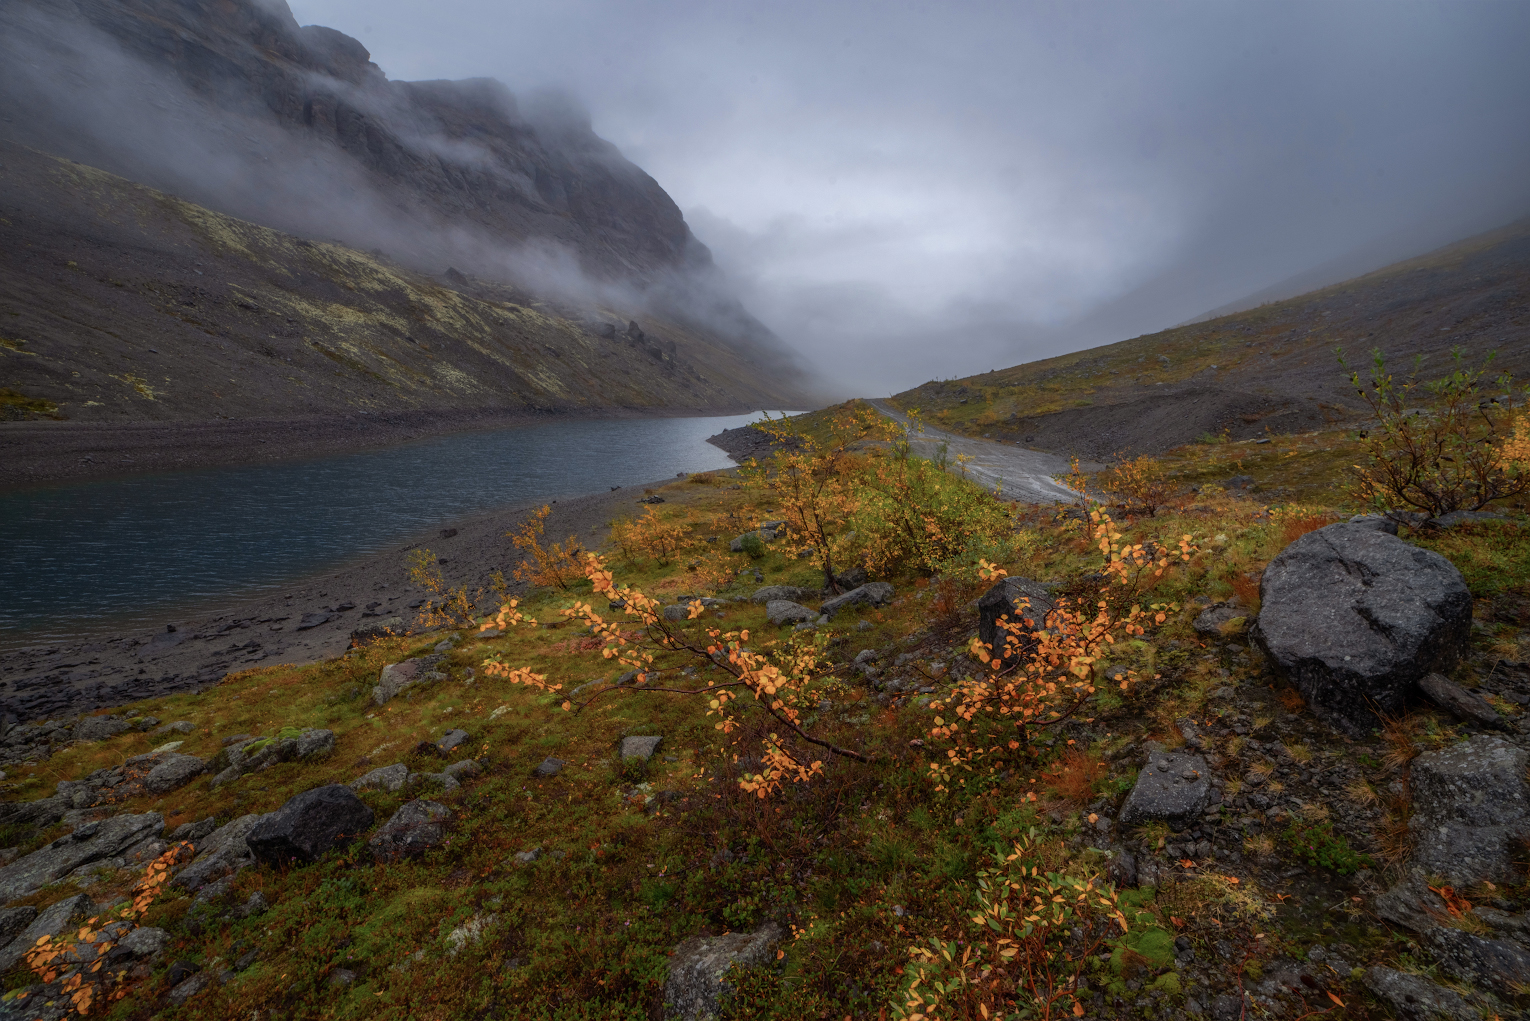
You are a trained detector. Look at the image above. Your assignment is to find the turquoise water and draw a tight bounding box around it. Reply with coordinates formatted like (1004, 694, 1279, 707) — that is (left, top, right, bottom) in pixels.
(0, 412, 767, 647)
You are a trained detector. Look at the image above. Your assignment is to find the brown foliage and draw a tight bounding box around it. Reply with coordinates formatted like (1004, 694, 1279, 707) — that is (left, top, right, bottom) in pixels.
(1280, 513, 1337, 546)
(510, 505, 584, 589)
(1047, 748, 1107, 805)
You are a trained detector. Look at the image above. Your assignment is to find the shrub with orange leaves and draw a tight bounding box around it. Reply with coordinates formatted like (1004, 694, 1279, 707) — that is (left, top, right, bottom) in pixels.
(481, 554, 868, 798)
(927, 513, 1194, 791)
(1097, 453, 1175, 517)
(608, 506, 693, 566)
(510, 505, 585, 590)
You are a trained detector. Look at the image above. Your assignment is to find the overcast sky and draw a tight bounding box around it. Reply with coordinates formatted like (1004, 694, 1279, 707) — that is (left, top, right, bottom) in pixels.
(289, 0, 1530, 394)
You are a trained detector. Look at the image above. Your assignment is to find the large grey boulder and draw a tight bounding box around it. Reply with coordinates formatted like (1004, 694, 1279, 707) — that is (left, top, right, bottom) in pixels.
(977, 577, 1055, 659)
(0, 907, 37, 951)
(1409, 736, 1530, 885)
(0, 895, 96, 972)
(766, 600, 816, 626)
(171, 813, 271, 892)
(369, 800, 451, 862)
(373, 655, 446, 706)
(73, 715, 131, 743)
(1423, 926, 1530, 996)
(1252, 522, 1472, 735)
(820, 582, 894, 619)
(247, 784, 374, 865)
(664, 922, 783, 1020)
(751, 586, 815, 604)
(144, 753, 206, 794)
(621, 736, 662, 762)
(0, 814, 163, 902)
(350, 762, 410, 793)
(1118, 752, 1211, 828)
(1362, 966, 1476, 1021)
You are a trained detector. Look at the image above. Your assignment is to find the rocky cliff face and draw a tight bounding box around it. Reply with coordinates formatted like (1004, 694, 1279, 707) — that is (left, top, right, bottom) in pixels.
(0, 0, 702, 284)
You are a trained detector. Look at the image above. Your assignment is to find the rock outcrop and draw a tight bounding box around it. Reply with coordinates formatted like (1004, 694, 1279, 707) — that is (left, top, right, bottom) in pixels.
(246, 785, 374, 865)
(664, 922, 783, 1020)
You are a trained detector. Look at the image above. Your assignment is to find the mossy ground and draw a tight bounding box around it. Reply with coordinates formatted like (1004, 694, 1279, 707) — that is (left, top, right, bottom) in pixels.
(2, 434, 1528, 1019)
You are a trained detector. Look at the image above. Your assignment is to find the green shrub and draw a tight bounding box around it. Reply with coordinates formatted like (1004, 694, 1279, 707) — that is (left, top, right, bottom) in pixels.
(739, 533, 766, 559)
(1284, 818, 1373, 874)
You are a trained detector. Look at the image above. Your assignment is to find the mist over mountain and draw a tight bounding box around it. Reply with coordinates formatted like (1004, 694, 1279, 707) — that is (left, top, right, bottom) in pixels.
(0, 0, 802, 380)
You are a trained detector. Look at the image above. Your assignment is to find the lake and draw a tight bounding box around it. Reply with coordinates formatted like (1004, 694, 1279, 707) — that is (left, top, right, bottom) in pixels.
(0, 412, 770, 649)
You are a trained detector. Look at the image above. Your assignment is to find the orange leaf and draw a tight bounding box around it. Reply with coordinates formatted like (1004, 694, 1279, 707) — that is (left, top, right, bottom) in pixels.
(1326, 991, 1345, 1007)
(1072, 1002, 1084, 1017)
(1169, 916, 1185, 928)
(1178, 859, 1196, 868)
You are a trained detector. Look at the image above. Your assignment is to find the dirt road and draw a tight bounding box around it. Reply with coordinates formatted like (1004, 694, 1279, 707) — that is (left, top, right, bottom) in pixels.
(866, 400, 1087, 504)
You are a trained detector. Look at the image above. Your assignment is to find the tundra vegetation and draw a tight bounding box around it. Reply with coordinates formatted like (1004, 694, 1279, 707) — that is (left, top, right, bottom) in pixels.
(2, 380, 1529, 1021)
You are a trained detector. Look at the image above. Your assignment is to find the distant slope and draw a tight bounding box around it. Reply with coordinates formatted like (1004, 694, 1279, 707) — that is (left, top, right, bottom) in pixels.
(0, 141, 800, 431)
(890, 217, 1530, 459)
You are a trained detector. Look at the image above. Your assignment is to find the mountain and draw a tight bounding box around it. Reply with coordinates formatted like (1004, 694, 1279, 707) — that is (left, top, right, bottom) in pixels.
(889, 217, 1530, 459)
(0, 0, 810, 463)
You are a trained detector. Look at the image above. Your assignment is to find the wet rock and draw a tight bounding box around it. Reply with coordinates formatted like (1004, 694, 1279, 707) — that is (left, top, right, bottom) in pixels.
(0, 895, 96, 972)
(1374, 875, 1451, 932)
(1409, 736, 1530, 884)
(766, 600, 816, 626)
(1192, 602, 1247, 638)
(1252, 522, 1472, 736)
(1417, 673, 1506, 730)
(1423, 926, 1530, 995)
(443, 759, 481, 780)
(373, 655, 446, 706)
(1362, 965, 1475, 1020)
(296, 728, 336, 758)
(350, 762, 409, 793)
(113, 925, 169, 959)
(977, 577, 1055, 659)
(1107, 850, 1137, 888)
(820, 582, 895, 619)
(0, 794, 68, 829)
(171, 812, 270, 892)
(1119, 752, 1211, 828)
(1347, 513, 1399, 535)
(664, 922, 783, 1020)
(833, 566, 869, 590)
(751, 585, 816, 604)
(0, 813, 162, 901)
(532, 757, 565, 778)
(166, 970, 212, 1006)
(621, 736, 662, 762)
(144, 753, 206, 794)
(247, 785, 374, 866)
(369, 800, 451, 862)
(0, 906, 37, 950)
(662, 604, 694, 622)
(434, 729, 470, 756)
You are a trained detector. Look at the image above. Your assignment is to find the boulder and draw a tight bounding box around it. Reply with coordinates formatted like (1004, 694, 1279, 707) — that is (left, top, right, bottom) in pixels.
(1374, 874, 1451, 932)
(247, 785, 374, 865)
(1118, 752, 1212, 828)
(112, 925, 168, 960)
(1362, 966, 1475, 1021)
(1423, 926, 1530, 996)
(621, 736, 662, 762)
(820, 582, 895, 619)
(664, 922, 783, 1020)
(369, 800, 451, 862)
(296, 729, 336, 758)
(751, 586, 815, 604)
(0, 895, 96, 972)
(0, 813, 163, 902)
(1409, 736, 1530, 885)
(443, 759, 482, 780)
(662, 604, 695, 622)
(144, 753, 206, 794)
(833, 566, 869, 590)
(0, 907, 37, 952)
(373, 655, 446, 706)
(1192, 602, 1247, 638)
(171, 813, 270, 892)
(350, 762, 409, 793)
(169, 817, 218, 844)
(1252, 522, 1472, 735)
(73, 715, 130, 742)
(532, 757, 566, 778)
(1417, 673, 1505, 729)
(766, 600, 816, 626)
(977, 577, 1055, 659)
(434, 729, 470, 756)
(351, 616, 405, 645)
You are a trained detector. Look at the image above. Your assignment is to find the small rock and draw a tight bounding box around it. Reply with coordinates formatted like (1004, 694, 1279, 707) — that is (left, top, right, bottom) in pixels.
(443, 759, 482, 780)
(369, 800, 451, 862)
(296, 729, 336, 759)
(373, 656, 445, 706)
(246, 785, 375, 866)
(977, 577, 1055, 659)
(115, 925, 169, 959)
(820, 582, 895, 619)
(350, 762, 409, 793)
(166, 970, 212, 1006)
(1118, 752, 1211, 828)
(532, 757, 565, 778)
(435, 729, 470, 755)
(1423, 926, 1530, 995)
(73, 715, 131, 742)
(1107, 850, 1137, 888)
(328, 968, 356, 987)
(513, 847, 542, 864)
(1409, 735, 1530, 885)
(621, 736, 662, 762)
(1192, 602, 1247, 638)
(1417, 672, 1506, 729)
(766, 600, 816, 626)
(1347, 513, 1400, 535)
(751, 585, 816, 604)
(144, 753, 206, 795)
(664, 922, 783, 1020)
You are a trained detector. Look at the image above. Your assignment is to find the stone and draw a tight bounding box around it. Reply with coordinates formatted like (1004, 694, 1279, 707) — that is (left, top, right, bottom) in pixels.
(0, 906, 37, 951)
(351, 616, 405, 645)
(833, 566, 869, 590)
(820, 582, 895, 619)
(296, 729, 336, 758)
(1428, 510, 1506, 529)
(1192, 602, 1247, 638)
(766, 600, 816, 626)
(0, 895, 96, 972)
(73, 715, 130, 742)
(1348, 513, 1400, 535)
(664, 922, 783, 1020)
(1409, 736, 1530, 885)
(166, 970, 212, 1006)
(114, 925, 169, 959)
(0, 813, 163, 902)
(350, 762, 410, 793)
(329, 968, 356, 987)
(406, 771, 460, 792)
(151, 741, 185, 754)
(751, 585, 816, 604)
(435, 729, 470, 755)
(532, 757, 566, 778)
(1374, 875, 1451, 932)
(369, 800, 451, 862)
(443, 759, 482, 780)
(0, 795, 68, 829)
(661, 604, 695, 622)
(1417, 673, 1505, 729)
(373, 655, 445, 706)
(171, 813, 270, 892)
(1106, 850, 1137, 889)
(445, 913, 497, 956)
(1252, 522, 1473, 735)
(144, 753, 206, 794)
(621, 736, 662, 762)
(1118, 752, 1211, 828)
(977, 577, 1056, 659)
(1362, 965, 1475, 1021)
(1423, 926, 1530, 995)
(853, 649, 878, 666)
(247, 785, 375, 866)
(513, 847, 542, 864)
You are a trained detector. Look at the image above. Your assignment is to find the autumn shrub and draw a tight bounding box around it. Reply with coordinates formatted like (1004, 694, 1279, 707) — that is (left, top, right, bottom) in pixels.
(509, 505, 585, 589)
(1343, 346, 1530, 516)
(1228, 572, 1261, 609)
(1098, 453, 1175, 516)
(1046, 748, 1108, 806)
(406, 549, 506, 628)
(608, 506, 691, 565)
(1279, 511, 1337, 546)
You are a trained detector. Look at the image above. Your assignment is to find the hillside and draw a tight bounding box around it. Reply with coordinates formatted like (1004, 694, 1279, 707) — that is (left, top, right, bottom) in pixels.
(891, 217, 1530, 459)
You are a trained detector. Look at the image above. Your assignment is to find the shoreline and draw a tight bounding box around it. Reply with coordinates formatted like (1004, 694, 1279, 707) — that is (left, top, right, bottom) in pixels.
(0, 403, 772, 493)
(0, 474, 702, 724)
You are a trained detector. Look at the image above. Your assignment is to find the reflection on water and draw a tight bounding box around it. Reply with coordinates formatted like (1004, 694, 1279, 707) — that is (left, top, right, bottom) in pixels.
(0, 412, 768, 647)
